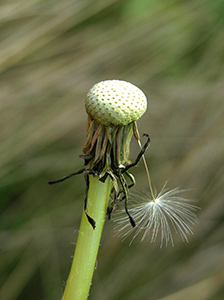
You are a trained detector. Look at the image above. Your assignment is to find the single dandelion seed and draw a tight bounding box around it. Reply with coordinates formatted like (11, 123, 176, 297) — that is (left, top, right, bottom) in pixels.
(114, 182, 199, 247)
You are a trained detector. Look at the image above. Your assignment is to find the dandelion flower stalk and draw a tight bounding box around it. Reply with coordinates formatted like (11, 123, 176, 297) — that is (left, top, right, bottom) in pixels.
(62, 175, 112, 300)
(49, 80, 148, 299)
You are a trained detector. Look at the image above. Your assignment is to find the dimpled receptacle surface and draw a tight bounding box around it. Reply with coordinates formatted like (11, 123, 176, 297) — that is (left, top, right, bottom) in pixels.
(85, 80, 147, 126)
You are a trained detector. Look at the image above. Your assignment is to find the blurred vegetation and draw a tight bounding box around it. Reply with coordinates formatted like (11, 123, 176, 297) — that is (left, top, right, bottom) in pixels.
(0, 0, 224, 299)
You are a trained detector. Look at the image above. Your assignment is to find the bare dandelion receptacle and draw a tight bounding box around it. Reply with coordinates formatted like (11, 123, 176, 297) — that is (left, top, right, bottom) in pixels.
(85, 80, 147, 126)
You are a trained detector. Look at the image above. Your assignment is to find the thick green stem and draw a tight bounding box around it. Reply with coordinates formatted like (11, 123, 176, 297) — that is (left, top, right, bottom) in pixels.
(62, 175, 112, 300)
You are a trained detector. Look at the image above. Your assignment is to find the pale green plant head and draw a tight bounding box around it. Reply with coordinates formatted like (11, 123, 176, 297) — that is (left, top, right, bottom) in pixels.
(85, 80, 147, 126)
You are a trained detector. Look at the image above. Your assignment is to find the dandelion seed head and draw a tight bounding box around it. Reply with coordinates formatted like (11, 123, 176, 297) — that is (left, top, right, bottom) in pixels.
(114, 184, 199, 247)
(85, 80, 147, 126)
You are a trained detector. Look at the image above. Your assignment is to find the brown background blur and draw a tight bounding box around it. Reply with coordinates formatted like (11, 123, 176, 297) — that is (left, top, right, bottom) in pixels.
(1, 0, 224, 299)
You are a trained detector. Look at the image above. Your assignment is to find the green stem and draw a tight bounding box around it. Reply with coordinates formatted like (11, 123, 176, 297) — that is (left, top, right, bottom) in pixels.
(62, 175, 112, 300)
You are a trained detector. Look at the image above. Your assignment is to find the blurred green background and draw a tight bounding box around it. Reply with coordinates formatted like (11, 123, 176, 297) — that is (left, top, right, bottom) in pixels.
(1, 0, 224, 299)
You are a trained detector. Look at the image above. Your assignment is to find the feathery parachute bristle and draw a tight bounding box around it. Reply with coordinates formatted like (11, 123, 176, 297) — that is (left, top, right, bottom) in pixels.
(114, 184, 199, 247)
